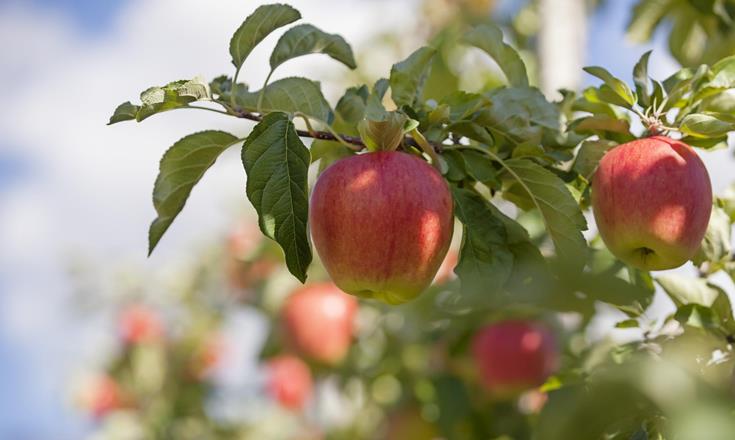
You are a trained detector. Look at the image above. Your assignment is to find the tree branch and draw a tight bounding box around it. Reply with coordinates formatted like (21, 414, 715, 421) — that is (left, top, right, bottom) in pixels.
(230, 109, 442, 153)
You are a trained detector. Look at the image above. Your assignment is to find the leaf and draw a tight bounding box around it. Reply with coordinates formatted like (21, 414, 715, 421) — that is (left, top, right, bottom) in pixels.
(270, 23, 356, 71)
(463, 23, 529, 88)
(389, 46, 436, 108)
(475, 87, 560, 143)
(583, 66, 637, 108)
(235, 77, 333, 123)
(627, 0, 673, 42)
(693, 205, 731, 266)
(108, 101, 140, 125)
(633, 50, 652, 107)
(502, 158, 588, 269)
(674, 304, 719, 329)
(242, 112, 312, 282)
(572, 140, 617, 180)
(357, 112, 408, 152)
(148, 131, 239, 254)
(656, 275, 724, 308)
(111, 78, 211, 123)
(571, 115, 631, 135)
(709, 55, 735, 88)
(679, 113, 734, 138)
(615, 319, 639, 328)
(451, 187, 514, 303)
(229, 3, 301, 71)
(335, 85, 368, 124)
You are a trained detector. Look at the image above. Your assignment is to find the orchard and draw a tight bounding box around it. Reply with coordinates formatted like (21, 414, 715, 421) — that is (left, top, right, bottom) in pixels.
(86, 0, 735, 438)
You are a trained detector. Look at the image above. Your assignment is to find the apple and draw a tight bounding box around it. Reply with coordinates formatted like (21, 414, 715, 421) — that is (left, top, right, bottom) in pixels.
(119, 304, 163, 344)
(472, 320, 558, 397)
(310, 151, 453, 304)
(282, 283, 358, 364)
(266, 355, 313, 411)
(591, 136, 712, 270)
(80, 374, 125, 418)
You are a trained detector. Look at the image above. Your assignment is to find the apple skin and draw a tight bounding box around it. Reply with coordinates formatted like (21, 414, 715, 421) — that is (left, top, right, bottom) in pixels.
(282, 283, 358, 365)
(266, 355, 313, 411)
(80, 375, 125, 419)
(591, 136, 712, 271)
(310, 151, 453, 304)
(472, 320, 558, 397)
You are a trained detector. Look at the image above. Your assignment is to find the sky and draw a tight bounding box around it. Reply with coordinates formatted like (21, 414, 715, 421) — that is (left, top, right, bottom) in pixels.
(0, 0, 733, 438)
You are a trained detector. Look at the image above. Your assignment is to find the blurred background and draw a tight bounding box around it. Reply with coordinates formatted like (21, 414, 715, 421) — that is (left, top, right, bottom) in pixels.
(1, 0, 735, 438)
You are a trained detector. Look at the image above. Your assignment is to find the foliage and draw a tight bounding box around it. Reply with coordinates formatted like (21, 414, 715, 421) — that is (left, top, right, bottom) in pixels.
(98, 1, 735, 439)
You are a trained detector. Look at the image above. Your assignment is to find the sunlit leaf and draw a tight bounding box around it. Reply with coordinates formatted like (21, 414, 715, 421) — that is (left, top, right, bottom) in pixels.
(270, 23, 356, 71)
(389, 46, 436, 107)
(230, 3, 301, 70)
(463, 23, 529, 88)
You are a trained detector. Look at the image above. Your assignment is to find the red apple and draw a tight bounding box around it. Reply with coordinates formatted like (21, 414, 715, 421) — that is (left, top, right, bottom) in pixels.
(310, 151, 453, 304)
(282, 283, 358, 365)
(80, 374, 125, 419)
(472, 320, 558, 397)
(266, 355, 313, 411)
(119, 304, 163, 344)
(591, 136, 712, 270)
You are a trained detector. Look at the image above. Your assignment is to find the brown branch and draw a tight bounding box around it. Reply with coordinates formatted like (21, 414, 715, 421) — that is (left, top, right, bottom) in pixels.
(231, 109, 442, 153)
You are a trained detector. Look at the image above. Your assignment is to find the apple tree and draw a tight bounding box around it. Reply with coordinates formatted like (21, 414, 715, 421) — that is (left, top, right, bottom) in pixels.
(98, 1, 735, 438)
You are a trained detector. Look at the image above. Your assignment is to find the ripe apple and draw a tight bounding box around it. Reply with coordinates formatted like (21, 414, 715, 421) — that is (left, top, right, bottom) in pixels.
(266, 355, 313, 411)
(310, 151, 453, 304)
(282, 283, 358, 364)
(119, 304, 163, 344)
(591, 136, 712, 270)
(472, 320, 558, 397)
(80, 374, 125, 418)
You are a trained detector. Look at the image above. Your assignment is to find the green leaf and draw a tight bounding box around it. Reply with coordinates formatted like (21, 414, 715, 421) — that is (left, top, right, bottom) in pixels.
(709, 55, 735, 88)
(148, 131, 239, 254)
(451, 187, 514, 303)
(475, 87, 560, 143)
(242, 112, 312, 282)
(633, 50, 652, 107)
(116, 77, 211, 123)
(627, 0, 672, 42)
(357, 112, 408, 152)
(656, 275, 727, 308)
(502, 158, 588, 269)
(583, 66, 637, 108)
(235, 77, 333, 123)
(615, 319, 639, 328)
(269, 23, 356, 71)
(462, 23, 529, 88)
(389, 46, 436, 108)
(572, 140, 617, 180)
(335, 85, 369, 124)
(693, 205, 732, 266)
(571, 115, 631, 135)
(679, 113, 734, 138)
(229, 3, 301, 71)
(108, 101, 140, 125)
(674, 304, 719, 329)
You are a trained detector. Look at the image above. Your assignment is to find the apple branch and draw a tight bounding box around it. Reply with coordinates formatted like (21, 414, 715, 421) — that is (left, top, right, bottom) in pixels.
(228, 108, 442, 153)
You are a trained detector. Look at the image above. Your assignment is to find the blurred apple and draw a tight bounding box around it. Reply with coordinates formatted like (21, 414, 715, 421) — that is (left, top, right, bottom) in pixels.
(119, 304, 163, 344)
(266, 355, 313, 411)
(310, 151, 454, 304)
(592, 136, 712, 270)
(227, 220, 263, 260)
(190, 333, 226, 380)
(472, 320, 558, 397)
(282, 283, 358, 365)
(79, 374, 125, 419)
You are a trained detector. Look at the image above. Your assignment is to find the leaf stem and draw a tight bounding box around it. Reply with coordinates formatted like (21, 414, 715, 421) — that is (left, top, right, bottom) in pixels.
(257, 69, 275, 113)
